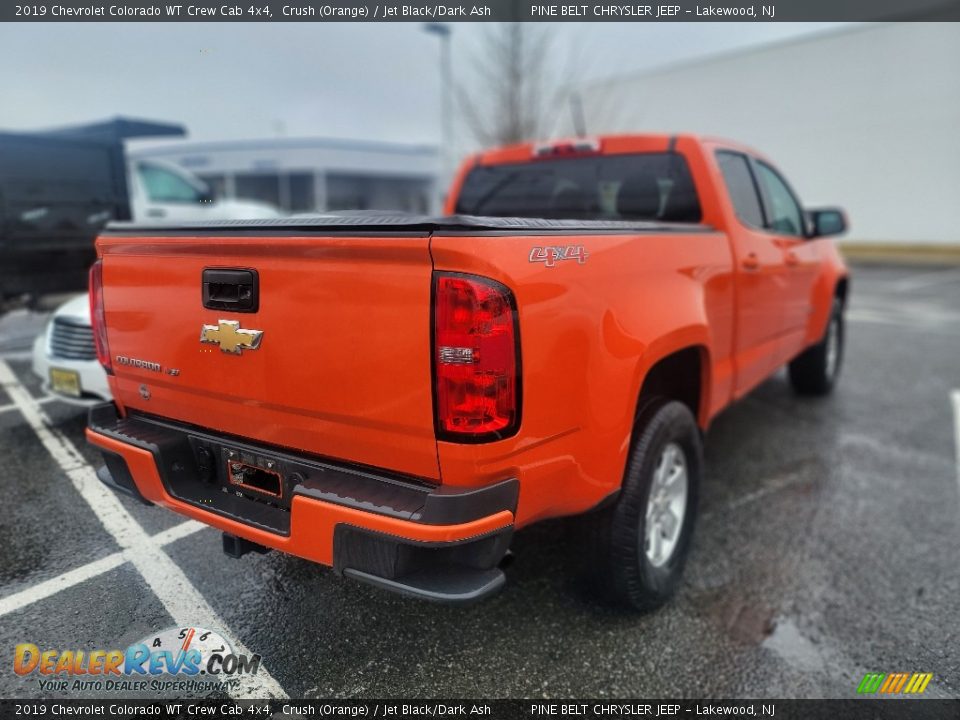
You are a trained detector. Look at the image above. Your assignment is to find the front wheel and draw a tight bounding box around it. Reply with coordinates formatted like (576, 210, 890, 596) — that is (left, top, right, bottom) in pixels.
(789, 297, 844, 396)
(585, 400, 702, 611)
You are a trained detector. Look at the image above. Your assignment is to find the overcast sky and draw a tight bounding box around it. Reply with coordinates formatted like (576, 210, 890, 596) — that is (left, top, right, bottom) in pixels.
(0, 22, 846, 151)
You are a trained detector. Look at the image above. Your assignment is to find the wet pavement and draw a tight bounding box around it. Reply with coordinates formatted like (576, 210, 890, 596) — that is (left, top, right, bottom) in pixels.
(0, 264, 958, 700)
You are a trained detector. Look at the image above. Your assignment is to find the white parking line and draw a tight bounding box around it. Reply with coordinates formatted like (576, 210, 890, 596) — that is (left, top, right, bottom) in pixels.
(846, 308, 960, 335)
(0, 396, 56, 414)
(701, 471, 807, 519)
(0, 360, 288, 700)
(893, 267, 960, 293)
(0, 521, 206, 619)
(0, 351, 35, 362)
(153, 519, 207, 545)
(952, 390, 960, 487)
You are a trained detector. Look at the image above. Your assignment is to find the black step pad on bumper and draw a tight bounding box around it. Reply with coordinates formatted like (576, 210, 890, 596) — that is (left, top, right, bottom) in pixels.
(88, 402, 518, 534)
(334, 524, 512, 604)
(343, 568, 506, 604)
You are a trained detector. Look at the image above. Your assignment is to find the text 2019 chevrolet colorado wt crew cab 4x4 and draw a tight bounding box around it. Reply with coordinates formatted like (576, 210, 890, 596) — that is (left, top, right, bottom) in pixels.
(85, 134, 848, 609)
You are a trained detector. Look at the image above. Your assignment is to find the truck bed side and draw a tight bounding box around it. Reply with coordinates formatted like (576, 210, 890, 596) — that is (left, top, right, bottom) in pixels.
(430, 225, 734, 525)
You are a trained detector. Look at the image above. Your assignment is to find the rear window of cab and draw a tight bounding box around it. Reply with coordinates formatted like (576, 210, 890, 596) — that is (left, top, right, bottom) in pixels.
(454, 152, 702, 223)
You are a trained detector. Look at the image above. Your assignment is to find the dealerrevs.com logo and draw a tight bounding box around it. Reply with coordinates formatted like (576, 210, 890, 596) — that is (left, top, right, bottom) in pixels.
(13, 626, 261, 694)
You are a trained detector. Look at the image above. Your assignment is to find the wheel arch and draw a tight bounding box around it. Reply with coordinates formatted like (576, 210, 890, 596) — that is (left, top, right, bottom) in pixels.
(632, 341, 712, 431)
(806, 262, 850, 345)
(835, 275, 850, 305)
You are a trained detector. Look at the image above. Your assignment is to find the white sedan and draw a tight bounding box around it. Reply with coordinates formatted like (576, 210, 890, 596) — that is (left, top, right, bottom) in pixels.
(32, 293, 111, 405)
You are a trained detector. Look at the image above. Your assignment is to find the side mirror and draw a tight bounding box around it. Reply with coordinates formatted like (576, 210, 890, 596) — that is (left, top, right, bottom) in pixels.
(198, 187, 216, 205)
(807, 207, 847, 238)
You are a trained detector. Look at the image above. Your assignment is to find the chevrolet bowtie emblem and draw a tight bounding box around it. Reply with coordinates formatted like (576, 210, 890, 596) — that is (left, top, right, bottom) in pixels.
(199, 320, 263, 355)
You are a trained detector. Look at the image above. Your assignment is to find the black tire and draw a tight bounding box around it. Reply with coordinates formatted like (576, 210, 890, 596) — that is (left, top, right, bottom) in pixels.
(789, 297, 844, 396)
(584, 399, 702, 611)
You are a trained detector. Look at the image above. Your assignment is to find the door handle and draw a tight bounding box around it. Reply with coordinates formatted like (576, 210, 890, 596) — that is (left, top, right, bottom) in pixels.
(147, 208, 167, 218)
(784, 251, 799, 267)
(202, 268, 259, 313)
(742, 253, 759, 271)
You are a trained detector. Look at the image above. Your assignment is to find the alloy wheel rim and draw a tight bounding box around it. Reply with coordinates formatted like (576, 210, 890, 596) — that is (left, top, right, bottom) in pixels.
(825, 316, 839, 379)
(643, 442, 688, 568)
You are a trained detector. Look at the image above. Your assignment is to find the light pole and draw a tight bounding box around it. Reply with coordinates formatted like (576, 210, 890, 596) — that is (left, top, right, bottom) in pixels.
(423, 23, 452, 206)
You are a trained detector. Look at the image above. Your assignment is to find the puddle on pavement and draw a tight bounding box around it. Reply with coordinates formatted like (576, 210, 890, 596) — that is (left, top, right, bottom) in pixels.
(762, 618, 824, 672)
(690, 588, 777, 645)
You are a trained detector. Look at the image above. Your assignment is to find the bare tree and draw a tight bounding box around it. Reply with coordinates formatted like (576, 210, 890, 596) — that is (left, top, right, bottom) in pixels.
(458, 24, 568, 147)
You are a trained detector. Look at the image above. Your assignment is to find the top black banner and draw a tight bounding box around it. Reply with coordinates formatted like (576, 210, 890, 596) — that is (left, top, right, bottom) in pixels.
(4, 0, 960, 21)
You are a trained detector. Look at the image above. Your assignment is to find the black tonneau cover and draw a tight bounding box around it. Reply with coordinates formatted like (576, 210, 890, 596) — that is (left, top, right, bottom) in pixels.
(102, 213, 713, 235)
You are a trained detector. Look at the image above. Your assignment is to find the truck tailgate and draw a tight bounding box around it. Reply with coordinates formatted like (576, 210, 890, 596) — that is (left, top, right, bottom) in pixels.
(98, 233, 439, 480)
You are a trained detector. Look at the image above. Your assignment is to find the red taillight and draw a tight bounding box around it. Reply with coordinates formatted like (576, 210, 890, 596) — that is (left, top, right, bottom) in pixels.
(434, 273, 520, 441)
(89, 260, 112, 374)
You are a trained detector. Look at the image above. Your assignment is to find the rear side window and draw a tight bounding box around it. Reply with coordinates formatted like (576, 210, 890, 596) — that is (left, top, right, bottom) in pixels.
(454, 152, 701, 223)
(716, 151, 764, 229)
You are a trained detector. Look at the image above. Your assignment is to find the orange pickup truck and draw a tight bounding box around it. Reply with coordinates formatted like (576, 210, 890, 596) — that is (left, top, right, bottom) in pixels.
(86, 134, 848, 609)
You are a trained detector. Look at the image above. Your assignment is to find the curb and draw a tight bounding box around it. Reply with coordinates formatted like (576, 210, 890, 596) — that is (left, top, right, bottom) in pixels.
(838, 243, 960, 266)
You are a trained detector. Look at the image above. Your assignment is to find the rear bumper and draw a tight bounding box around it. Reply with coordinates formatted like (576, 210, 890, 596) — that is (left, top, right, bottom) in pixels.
(86, 402, 516, 603)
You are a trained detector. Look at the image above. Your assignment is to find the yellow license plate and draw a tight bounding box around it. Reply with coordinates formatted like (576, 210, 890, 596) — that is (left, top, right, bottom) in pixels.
(50, 368, 82, 397)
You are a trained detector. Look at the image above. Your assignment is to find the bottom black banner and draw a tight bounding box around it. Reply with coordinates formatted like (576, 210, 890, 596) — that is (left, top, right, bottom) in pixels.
(1, 700, 958, 720)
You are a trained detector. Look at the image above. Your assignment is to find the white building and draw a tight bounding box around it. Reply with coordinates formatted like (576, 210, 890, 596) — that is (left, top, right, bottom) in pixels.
(577, 23, 960, 245)
(131, 137, 440, 215)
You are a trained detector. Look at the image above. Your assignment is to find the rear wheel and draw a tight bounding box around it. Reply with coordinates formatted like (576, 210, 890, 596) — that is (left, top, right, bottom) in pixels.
(585, 400, 701, 611)
(789, 297, 844, 396)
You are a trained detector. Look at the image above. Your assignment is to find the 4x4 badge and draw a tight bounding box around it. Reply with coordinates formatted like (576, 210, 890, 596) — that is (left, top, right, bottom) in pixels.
(529, 245, 588, 267)
(200, 320, 263, 355)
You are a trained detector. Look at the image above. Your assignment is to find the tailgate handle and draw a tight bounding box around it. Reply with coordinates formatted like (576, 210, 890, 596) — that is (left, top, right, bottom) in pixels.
(202, 268, 259, 313)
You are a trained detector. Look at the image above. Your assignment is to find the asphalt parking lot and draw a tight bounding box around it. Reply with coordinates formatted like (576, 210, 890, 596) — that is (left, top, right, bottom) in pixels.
(0, 263, 958, 701)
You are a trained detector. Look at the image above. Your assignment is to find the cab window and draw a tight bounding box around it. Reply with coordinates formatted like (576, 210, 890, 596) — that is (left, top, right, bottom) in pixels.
(755, 162, 805, 237)
(137, 162, 205, 204)
(454, 152, 701, 222)
(716, 151, 764, 229)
